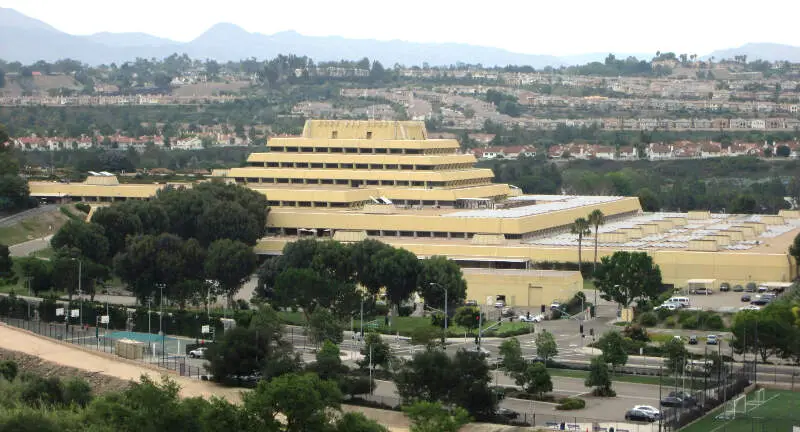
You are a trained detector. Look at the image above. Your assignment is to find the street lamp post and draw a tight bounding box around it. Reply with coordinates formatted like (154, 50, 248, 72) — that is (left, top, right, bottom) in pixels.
(159, 284, 165, 360)
(360, 298, 364, 342)
(72, 258, 83, 326)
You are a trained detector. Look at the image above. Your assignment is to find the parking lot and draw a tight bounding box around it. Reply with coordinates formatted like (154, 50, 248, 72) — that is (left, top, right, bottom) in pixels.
(676, 289, 780, 312)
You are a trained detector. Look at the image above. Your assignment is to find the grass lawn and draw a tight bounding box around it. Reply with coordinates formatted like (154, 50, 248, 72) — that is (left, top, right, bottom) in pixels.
(31, 247, 54, 259)
(276, 311, 530, 338)
(682, 389, 800, 432)
(0, 209, 72, 246)
(547, 368, 706, 389)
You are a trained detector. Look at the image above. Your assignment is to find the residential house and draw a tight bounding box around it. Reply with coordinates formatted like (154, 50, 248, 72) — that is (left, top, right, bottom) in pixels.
(647, 143, 674, 160)
(472, 147, 504, 160)
(617, 146, 637, 160)
(173, 137, 203, 150)
(750, 119, 766, 129)
(592, 145, 616, 160)
(503, 145, 537, 159)
(700, 143, 722, 158)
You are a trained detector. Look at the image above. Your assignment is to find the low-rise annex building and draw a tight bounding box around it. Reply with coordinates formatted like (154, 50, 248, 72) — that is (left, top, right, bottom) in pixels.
(28, 120, 800, 308)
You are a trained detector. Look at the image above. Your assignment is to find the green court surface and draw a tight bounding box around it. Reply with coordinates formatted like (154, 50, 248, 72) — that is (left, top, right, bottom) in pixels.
(682, 389, 800, 432)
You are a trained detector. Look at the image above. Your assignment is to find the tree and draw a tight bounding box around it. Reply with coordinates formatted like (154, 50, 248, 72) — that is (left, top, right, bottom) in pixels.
(587, 209, 605, 273)
(243, 372, 341, 432)
(403, 401, 470, 432)
(206, 320, 300, 384)
(788, 233, 800, 275)
(374, 247, 421, 312)
(312, 340, 347, 381)
(515, 362, 553, 397)
(585, 356, 614, 396)
(498, 338, 526, 375)
(51, 220, 110, 265)
(637, 188, 660, 212)
(571, 217, 591, 274)
(204, 239, 257, 309)
(350, 239, 392, 296)
(535, 330, 558, 364)
(335, 412, 389, 432)
(597, 331, 628, 373)
(0, 244, 12, 278)
(358, 332, 393, 370)
(307, 307, 344, 345)
(197, 201, 263, 247)
(448, 349, 496, 418)
(272, 268, 330, 320)
(417, 256, 468, 312)
(776, 145, 791, 157)
(453, 306, 481, 333)
(593, 251, 663, 308)
(90, 206, 143, 257)
(663, 338, 688, 376)
(16, 257, 52, 295)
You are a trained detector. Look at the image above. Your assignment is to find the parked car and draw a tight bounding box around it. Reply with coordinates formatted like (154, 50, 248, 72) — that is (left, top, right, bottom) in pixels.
(740, 304, 761, 311)
(733, 285, 744, 292)
(706, 334, 718, 345)
(745, 283, 757, 292)
(495, 408, 520, 420)
(550, 301, 561, 311)
(669, 391, 698, 406)
(519, 314, 543, 323)
(719, 282, 731, 292)
(751, 296, 770, 306)
(632, 405, 662, 419)
(466, 346, 491, 357)
(625, 408, 658, 422)
(188, 347, 207, 359)
(660, 396, 687, 408)
(688, 335, 698, 345)
(494, 300, 506, 308)
(740, 294, 751, 302)
(693, 288, 714, 295)
(464, 300, 478, 307)
(655, 303, 679, 311)
(501, 307, 516, 317)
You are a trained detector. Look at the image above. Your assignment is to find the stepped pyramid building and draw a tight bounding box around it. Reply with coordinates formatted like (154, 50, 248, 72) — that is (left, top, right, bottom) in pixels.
(29, 120, 800, 307)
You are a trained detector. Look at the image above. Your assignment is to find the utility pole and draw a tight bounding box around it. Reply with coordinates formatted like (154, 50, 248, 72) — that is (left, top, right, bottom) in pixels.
(360, 298, 364, 341)
(478, 304, 483, 348)
(159, 284, 165, 360)
(658, 365, 663, 432)
(369, 343, 373, 394)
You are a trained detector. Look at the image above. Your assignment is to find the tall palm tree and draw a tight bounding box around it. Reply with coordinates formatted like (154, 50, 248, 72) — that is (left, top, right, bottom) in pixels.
(588, 209, 606, 273)
(571, 217, 591, 275)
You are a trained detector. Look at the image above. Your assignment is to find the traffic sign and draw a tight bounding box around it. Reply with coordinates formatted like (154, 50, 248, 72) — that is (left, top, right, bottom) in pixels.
(201, 325, 211, 334)
(55, 308, 65, 316)
(100, 315, 109, 324)
(70, 309, 80, 318)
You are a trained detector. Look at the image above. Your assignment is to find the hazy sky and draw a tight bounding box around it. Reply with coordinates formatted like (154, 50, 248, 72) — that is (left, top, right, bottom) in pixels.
(3, 0, 798, 55)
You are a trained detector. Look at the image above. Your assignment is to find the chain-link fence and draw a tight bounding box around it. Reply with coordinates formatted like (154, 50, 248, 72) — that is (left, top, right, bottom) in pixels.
(1, 315, 205, 379)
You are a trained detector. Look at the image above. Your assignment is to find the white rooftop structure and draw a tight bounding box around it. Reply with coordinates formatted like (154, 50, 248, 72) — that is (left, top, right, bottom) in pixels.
(445, 196, 623, 219)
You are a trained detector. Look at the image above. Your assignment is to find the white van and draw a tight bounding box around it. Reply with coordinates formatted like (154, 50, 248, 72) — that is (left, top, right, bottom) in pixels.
(666, 297, 690, 308)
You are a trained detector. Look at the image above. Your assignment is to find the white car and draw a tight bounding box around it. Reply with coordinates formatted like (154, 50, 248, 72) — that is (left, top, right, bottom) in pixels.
(632, 405, 662, 419)
(494, 300, 506, 308)
(740, 305, 761, 311)
(655, 303, 679, 311)
(519, 314, 543, 323)
(188, 347, 207, 359)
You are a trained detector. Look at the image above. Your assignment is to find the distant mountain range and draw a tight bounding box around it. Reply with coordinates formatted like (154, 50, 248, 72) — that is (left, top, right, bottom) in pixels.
(2, 7, 800, 67)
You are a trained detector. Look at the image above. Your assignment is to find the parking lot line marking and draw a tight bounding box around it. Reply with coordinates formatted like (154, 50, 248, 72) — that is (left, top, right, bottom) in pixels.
(505, 397, 559, 405)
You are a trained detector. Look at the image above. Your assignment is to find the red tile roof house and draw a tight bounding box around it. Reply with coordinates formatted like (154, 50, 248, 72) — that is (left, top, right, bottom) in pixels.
(472, 147, 505, 160)
(700, 143, 723, 158)
(503, 145, 537, 159)
(617, 146, 637, 160)
(647, 143, 674, 160)
(591, 145, 616, 160)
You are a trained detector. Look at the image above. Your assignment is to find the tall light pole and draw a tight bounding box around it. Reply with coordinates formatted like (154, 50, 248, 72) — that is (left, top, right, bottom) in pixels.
(429, 282, 448, 339)
(159, 284, 165, 360)
(360, 297, 364, 341)
(72, 258, 83, 327)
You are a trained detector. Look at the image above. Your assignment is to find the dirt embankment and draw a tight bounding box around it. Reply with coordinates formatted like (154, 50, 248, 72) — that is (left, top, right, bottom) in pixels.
(0, 347, 132, 394)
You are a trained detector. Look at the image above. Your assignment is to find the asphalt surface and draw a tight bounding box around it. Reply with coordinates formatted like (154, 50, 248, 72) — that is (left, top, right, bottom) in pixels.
(9, 235, 53, 257)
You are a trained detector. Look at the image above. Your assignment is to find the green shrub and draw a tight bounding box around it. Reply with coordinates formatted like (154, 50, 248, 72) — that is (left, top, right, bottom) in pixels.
(705, 314, 724, 330)
(0, 360, 18, 381)
(397, 305, 413, 317)
(74, 203, 91, 214)
(664, 316, 678, 328)
(556, 397, 586, 410)
(591, 388, 616, 397)
(62, 378, 92, 407)
(679, 313, 699, 329)
(638, 312, 658, 327)
(656, 307, 675, 321)
(622, 324, 650, 342)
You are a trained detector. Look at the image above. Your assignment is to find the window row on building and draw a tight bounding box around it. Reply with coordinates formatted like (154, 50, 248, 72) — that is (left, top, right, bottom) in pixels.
(249, 161, 474, 171)
(268, 146, 457, 155)
(234, 177, 493, 188)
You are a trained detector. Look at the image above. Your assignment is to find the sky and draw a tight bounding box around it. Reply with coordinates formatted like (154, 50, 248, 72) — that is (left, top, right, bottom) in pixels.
(2, 0, 799, 56)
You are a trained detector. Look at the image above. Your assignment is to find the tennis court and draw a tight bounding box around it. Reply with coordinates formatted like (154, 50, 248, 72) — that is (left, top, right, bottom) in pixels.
(105, 330, 183, 356)
(682, 389, 800, 432)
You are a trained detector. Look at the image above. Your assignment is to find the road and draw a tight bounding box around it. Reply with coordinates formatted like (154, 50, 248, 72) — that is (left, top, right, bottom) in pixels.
(9, 235, 53, 257)
(0, 204, 58, 227)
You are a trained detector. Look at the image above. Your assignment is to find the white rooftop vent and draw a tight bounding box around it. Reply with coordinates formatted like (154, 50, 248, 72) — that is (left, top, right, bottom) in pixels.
(88, 171, 101, 176)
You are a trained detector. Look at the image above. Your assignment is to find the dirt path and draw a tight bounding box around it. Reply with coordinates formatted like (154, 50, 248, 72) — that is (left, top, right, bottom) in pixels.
(0, 323, 533, 432)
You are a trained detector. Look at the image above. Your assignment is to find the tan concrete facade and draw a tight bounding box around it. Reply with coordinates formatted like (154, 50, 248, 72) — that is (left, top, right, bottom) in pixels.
(26, 120, 800, 304)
